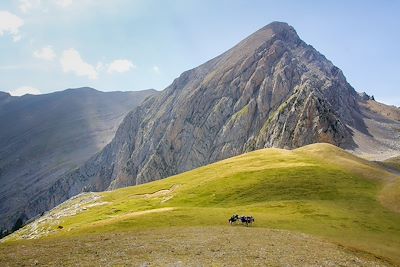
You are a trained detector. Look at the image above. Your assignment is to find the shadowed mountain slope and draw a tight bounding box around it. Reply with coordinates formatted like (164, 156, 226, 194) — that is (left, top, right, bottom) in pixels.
(0, 87, 156, 236)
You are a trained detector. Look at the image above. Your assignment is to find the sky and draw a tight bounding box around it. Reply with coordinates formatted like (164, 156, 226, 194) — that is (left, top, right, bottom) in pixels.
(0, 0, 399, 106)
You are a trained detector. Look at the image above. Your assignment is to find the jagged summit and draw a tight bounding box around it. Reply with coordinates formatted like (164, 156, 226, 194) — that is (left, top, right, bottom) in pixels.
(194, 21, 302, 75)
(358, 91, 375, 101)
(260, 21, 299, 38)
(262, 20, 291, 29)
(8, 22, 399, 236)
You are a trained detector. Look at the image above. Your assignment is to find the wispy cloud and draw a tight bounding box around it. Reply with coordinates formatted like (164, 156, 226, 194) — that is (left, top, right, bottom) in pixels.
(33, 46, 56, 61)
(96, 62, 104, 71)
(19, 0, 73, 13)
(18, 0, 41, 13)
(107, 59, 136, 74)
(13, 35, 22, 42)
(9, 86, 41, 96)
(60, 48, 98, 80)
(56, 0, 73, 8)
(0, 11, 24, 41)
(153, 65, 160, 74)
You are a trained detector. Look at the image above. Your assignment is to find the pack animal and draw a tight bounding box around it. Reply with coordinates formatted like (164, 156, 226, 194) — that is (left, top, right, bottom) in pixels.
(228, 214, 255, 226)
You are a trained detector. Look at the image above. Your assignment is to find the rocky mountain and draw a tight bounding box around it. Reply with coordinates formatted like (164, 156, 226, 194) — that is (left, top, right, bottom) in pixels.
(7, 22, 400, 235)
(0, 88, 156, 236)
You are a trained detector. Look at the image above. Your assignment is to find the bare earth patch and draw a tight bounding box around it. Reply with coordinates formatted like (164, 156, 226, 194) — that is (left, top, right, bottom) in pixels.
(0, 227, 392, 266)
(131, 184, 181, 203)
(2, 192, 107, 241)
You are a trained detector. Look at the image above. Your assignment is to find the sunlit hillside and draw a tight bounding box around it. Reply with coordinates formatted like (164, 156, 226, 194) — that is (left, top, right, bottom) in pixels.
(1, 143, 399, 266)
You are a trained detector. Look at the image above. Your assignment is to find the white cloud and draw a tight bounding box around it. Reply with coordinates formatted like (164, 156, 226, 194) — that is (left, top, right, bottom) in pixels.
(0, 11, 24, 40)
(19, 0, 41, 13)
(56, 0, 73, 8)
(13, 35, 22, 42)
(107, 59, 136, 74)
(19, 0, 72, 14)
(153, 65, 160, 74)
(60, 48, 98, 80)
(9, 86, 41, 96)
(33, 46, 56, 61)
(96, 62, 104, 71)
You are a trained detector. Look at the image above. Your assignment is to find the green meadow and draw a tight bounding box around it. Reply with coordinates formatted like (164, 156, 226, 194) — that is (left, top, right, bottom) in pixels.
(2, 143, 400, 265)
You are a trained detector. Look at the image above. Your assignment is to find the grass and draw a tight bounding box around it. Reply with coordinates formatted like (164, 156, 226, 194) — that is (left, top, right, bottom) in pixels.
(2, 143, 400, 265)
(383, 155, 400, 172)
(226, 103, 250, 126)
(0, 227, 390, 266)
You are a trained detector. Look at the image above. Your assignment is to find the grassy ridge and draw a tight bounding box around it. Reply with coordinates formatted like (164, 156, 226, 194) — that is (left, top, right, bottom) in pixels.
(383, 156, 400, 172)
(4, 143, 400, 264)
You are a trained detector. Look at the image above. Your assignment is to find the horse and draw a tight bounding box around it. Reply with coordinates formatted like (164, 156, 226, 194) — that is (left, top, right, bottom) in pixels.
(228, 214, 240, 224)
(240, 216, 255, 226)
(229, 214, 255, 226)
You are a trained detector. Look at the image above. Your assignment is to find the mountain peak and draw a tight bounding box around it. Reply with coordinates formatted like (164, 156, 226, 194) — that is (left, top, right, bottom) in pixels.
(258, 21, 300, 44)
(262, 21, 293, 32)
(64, 87, 98, 93)
(239, 21, 299, 47)
(190, 22, 302, 86)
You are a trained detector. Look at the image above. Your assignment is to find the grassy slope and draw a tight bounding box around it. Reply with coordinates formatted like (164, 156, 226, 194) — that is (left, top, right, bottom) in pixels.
(2, 143, 400, 265)
(375, 155, 400, 215)
(383, 156, 400, 172)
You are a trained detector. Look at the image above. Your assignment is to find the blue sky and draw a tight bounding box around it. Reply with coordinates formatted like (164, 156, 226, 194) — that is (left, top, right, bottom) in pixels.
(0, 0, 399, 106)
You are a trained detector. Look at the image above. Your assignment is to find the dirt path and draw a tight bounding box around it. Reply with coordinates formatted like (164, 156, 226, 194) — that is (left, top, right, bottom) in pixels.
(0, 227, 392, 266)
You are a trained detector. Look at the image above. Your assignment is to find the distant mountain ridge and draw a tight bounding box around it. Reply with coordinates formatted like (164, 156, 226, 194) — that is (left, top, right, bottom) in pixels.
(3, 22, 400, 236)
(0, 87, 156, 236)
(0, 92, 11, 101)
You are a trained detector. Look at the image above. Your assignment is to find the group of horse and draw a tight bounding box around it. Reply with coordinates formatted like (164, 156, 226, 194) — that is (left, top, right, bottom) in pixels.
(228, 214, 255, 226)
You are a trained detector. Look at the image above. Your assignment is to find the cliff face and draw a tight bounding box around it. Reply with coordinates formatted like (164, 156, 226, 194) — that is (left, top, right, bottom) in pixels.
(17, 22, 400, 234)
(0, 88, 156, 236)
(98, 22, 357, 186)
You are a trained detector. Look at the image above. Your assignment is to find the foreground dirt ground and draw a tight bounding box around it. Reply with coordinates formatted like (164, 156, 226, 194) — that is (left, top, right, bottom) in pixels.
(0, 226, 392, 266)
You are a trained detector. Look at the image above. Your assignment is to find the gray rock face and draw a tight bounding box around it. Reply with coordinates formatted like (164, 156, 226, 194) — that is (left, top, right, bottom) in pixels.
(99, 22, 357, 186)
(0, 88, 156, 236)
(16, 22, 400, 234)
(358, 92, 374, 101)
